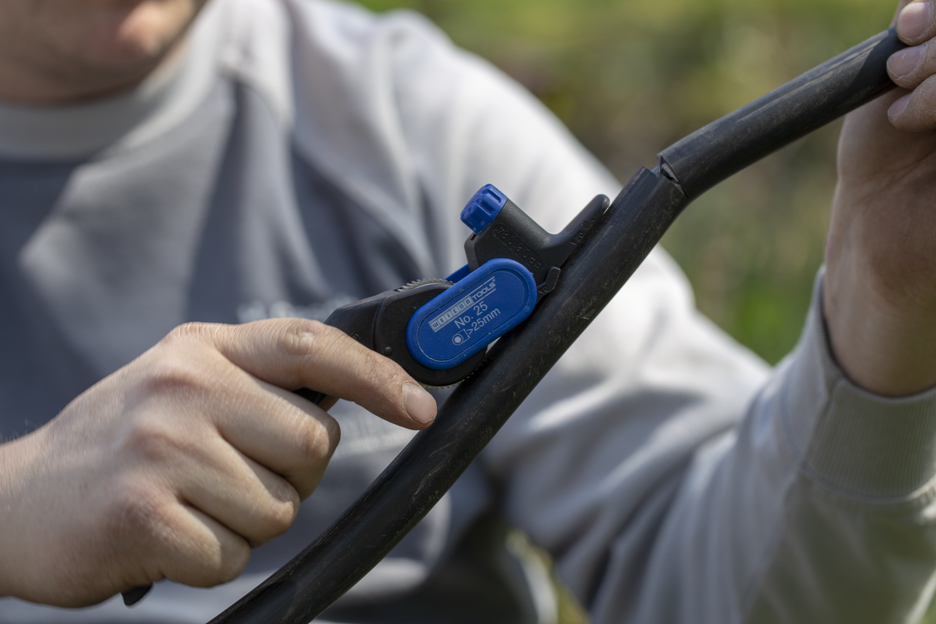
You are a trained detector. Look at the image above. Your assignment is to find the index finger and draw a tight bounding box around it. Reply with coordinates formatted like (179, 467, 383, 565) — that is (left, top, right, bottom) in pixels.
(196, 319, 437, 429)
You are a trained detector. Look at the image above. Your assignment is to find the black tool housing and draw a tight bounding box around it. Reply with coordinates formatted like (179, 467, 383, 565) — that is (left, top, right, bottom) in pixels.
(465, 194, 609, 299)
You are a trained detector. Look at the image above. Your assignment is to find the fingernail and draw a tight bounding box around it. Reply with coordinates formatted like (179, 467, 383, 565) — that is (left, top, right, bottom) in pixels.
(888, 93, 911, 120)
(403, 383, 436, 424)
(888, 44, 926, 77)
(898, 1, 932, 41)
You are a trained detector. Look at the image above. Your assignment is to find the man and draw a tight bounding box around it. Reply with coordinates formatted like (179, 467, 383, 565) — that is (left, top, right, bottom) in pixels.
(0, 0, 935, 622)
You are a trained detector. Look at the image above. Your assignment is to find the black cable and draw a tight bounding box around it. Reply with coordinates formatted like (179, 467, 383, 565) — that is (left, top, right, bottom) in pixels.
(208, 26, 904, 624)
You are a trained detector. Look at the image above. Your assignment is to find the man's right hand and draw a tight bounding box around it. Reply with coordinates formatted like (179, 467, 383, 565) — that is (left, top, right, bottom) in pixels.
(0, 318, 437, 607)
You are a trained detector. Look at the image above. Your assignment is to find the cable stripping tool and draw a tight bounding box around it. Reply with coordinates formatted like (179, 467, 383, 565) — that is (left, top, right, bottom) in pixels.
(306, 184, 608, 393)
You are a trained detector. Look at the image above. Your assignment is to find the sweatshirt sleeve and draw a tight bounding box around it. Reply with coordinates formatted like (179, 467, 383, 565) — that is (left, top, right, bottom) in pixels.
(486, 267, 936, 624)
(284, 4, 936, 622)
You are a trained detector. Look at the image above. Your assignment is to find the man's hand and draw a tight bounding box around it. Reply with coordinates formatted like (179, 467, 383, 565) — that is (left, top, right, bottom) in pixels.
(0, 319, 436, 607)
(824, 0, 936, 395)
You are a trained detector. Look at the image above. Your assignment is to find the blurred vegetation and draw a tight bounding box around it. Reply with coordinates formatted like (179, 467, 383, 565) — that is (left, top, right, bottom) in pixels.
(358, 0, 896, 365)
(354, 1, 930, 621)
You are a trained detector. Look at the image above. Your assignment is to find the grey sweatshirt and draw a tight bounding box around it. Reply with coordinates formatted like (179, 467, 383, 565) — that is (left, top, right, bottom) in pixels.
(2, 1, 936, 623)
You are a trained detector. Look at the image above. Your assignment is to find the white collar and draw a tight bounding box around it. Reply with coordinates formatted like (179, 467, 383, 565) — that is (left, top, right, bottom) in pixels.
(0, 1, 225, 161)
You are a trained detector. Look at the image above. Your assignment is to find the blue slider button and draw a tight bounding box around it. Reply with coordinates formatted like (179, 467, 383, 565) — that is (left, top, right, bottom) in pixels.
(460, 184, 508, 234)
(406, 258, 537, 370)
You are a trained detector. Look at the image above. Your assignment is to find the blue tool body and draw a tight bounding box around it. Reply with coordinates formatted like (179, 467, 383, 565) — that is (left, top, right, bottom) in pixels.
(302, 184, 608, 388)
(407, 259, 537, 370)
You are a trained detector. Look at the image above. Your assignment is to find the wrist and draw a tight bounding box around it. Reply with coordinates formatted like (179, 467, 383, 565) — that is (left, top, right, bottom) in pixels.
(823, 250, 936, 397)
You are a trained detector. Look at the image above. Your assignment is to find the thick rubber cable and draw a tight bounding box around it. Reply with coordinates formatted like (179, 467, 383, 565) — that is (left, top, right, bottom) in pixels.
(207, 27, 904, 624)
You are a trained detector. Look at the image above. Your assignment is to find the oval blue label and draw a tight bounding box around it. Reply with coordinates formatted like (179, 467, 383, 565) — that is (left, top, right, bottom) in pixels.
(407, 259, 537, 370)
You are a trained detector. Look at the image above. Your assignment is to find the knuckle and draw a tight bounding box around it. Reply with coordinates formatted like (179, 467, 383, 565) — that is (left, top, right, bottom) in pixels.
(122, 415, 197, 464)
(279, 320, 326, 359)
(221, 545, 251, 584)
(180, 526, 251, 588)
(258, 495, 300, 543)
(295, 416, 339, 463)
(279, 320, 329, 388)
(213, 543, 251, 585)
(104, 481, 173, 546)
(190, 538, 250, 588)
(140, 358, 207, 397)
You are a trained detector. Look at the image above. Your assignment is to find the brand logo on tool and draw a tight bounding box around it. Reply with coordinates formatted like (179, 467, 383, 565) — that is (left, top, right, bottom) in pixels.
(430, 277, 497, 333)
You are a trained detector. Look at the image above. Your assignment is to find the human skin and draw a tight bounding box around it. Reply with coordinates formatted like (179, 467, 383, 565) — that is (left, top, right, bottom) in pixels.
(0, 0, 208, 103)
(0, 319, 437, 606)
(825, 0, 936, 396)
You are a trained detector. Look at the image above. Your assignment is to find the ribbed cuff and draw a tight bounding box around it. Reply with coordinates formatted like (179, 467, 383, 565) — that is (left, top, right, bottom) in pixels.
(782, 269, 936, 502)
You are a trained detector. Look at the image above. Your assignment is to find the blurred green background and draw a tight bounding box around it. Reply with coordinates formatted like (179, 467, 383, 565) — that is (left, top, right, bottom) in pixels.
(352, 1, 929, 622)
(358, 0, 896, 365)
